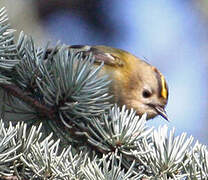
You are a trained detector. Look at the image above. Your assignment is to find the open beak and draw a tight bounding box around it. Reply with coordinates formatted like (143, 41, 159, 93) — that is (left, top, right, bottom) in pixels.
(154, 105, 169, 121)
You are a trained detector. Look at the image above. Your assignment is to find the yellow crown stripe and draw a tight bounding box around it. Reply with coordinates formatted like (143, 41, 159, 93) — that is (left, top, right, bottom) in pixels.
(161, 75, 167, 99)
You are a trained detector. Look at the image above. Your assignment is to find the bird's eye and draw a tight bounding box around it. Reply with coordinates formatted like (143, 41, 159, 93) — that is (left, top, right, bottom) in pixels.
(142, 89, 152, 98)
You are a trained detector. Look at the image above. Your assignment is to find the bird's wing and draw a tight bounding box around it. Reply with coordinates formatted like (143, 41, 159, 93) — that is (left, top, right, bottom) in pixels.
(69, 45, 125, 67)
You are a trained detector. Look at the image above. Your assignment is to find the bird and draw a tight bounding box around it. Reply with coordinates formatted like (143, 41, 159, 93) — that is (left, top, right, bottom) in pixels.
(46, 45, 169, 121)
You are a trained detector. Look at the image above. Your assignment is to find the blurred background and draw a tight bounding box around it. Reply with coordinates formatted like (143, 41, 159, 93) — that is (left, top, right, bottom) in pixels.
(1, 0, 208, 144)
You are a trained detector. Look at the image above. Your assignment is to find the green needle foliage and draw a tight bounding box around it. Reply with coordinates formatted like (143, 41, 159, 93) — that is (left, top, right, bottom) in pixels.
(0, 6, 208, 180)
(87, 105, 152, 153)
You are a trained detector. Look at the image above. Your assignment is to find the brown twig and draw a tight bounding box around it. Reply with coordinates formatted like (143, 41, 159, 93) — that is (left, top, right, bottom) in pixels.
(0, 83, 56, 119)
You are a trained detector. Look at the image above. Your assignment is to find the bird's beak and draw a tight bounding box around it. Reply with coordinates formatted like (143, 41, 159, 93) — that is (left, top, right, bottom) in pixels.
(154, 105, 169, 121)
